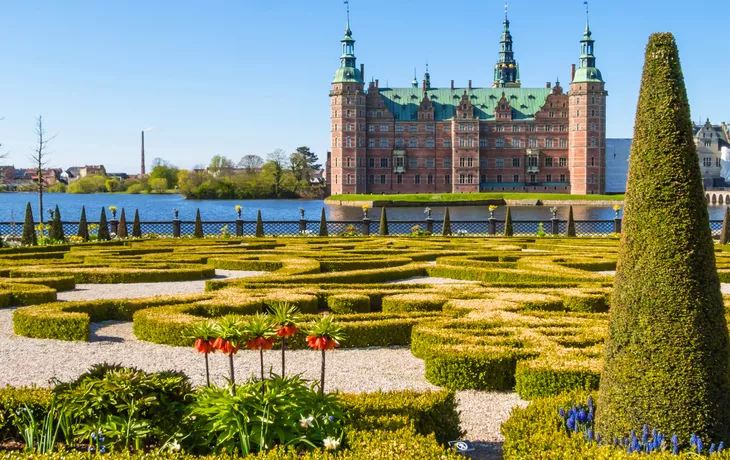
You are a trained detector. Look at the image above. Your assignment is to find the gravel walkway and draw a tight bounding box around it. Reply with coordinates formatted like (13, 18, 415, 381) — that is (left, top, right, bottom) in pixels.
(388, 276, 479, 285)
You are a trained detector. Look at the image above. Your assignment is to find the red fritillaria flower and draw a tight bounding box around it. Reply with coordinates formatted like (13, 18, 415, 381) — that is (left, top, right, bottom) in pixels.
(194, 338, 212, 354)
(277, 324, 299, 338)
(306, 336, 339, 351)
(246, 336, 275, 350)
(212, 337, 226, 351)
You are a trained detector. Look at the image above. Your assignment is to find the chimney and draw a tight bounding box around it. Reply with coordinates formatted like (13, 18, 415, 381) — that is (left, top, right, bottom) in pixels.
(141, 131, 146, 176)
(375, 79, 379, 89)
(450, 80, 454, 91)
(546, 82, 552, 88)
(360, 64, 365, 81)
(571, 64, 576, 82)
(468, 80, 472, 91)
(422, 79, 427, 91)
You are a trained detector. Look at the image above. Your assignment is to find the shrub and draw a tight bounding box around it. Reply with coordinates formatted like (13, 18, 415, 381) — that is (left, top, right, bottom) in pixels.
(0, 386, 52, 441)
(722, 207, 730, 245)
(514, 359, 600, 400)
(319, 208, 328, 237)
(424, 350, 529, 391)
(22, 202, 37, 246)
(132, 209, 142, 238)
(327, 294, 371, 314)
(49, 205, 64, 242)
(566, 205, 576, 237)
(379, 208, 389, 236)
(442, 208, 452, 236)
(504, 206, 513, 237)
(382, 294, 445, 313)
(597, 33, 730, 441)
(255, 210, 265, 237)
(77, 206, 89, 242)
(118, 208, 128, 239)
(97, 207, 110, 241)
(194, 209, 203, 238)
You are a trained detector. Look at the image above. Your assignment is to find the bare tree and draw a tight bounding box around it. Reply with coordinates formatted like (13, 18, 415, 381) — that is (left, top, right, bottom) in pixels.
(238, 154, 264, 174)
(28, 116, 56, 237)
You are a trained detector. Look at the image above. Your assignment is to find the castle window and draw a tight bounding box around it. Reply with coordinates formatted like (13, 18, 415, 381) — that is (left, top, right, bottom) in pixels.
(396, 174, 403, 184)
(530, 174, 537, 183)
(577, 97, 581, 104)
(480, 138, 489, 147)
(426, 125, 435, 132)
(428, 174, 434, 184)
(546, 174, 552, 182)
(497, 174, 503, 183)
(380, 174, 386, 184)
(467, 137, 474, 147)
(559, 157, 567, 167)
(459, 157, 466, 168)
(529, 138, 537, 148)
(346, 157, 352, 168)
(480, 157, 488, 168)
(592, 97, 596, 104)
(545, 138, 554, 148)
(591, 156, 595, 166)
(703, 157, 712, 167)
(528, 125, 536, 132)
(369, 158, 375, 168)
(591, 122, 596, 131)
(346, 97, 351, 104)
(559, 125, 567, 132)
(704, 140, 712, 147)
(513, 174, 520, 183)
(562, 111, 567, 118)
(334, 138, 339, 147)
(512, 125, 520, 132)
(444, 138, 452, 148)
(459, 174, 466, 184)
(395, 138, 404, 148)
(459, 137, 466, 147)
(396, 125, 404, 133)
(445, 174, 451, 184)
(481, 174, 487, 183)
(346, 110, 352, 117)
(496, 157, 504, 168)
(717, 158, 722, 167)
(591, 110, 596, 117)
(414, 174, 421, 184)
(368, 175, 375, 184)
(443, 125, 450, 132)
(467, 174, 474, 184)
(380, 124, 389, 132)
(409, 137, 418, 148)
(560, 174, 566, 182)
(589, 174, 595, 184)
(512, 157, 521, 168)
(378, 138, 387, 148)
(467, 158, 474, 168)
(545, 157, 553, 167)
(426, 158, 435, 168)
(376, 111, 382, 118)
(549, 112, 555, 118)
(346, 137, 352, 147)
(426, 137, 435, 148)
(381, 158, 389, 168)
(496, 125, 505, 132)
(368, 125, 375, 132)
(358, 137, 363, 147)
(560, 138, 567, 148)
(512, 138, 521, 148)
(334, 158, 338, 167)
(335, 175, 338, 184)
(591, 137, 597, 147)
(576, 110, 581, 117)
(444, 158, 452, 168)
(409, 125, 418, 132)
(410, 158, 418, 168)
(496, 138, 505, 148)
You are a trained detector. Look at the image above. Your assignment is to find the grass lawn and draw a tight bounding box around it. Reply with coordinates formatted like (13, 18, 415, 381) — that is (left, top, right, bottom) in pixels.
(329, 192, 624, 203)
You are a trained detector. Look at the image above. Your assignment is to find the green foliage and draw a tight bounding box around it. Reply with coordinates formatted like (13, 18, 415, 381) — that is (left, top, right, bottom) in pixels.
(194, 209, 204, 238)
(721, 206, 730, 245)
(255, 210, 265, 237)
(566, 205, 576, 237)
(118, 208, 128, 239)
(381, 294, 445, 313)
(149, 163, 179, 190)
(442, 208, 452, 236)
(504, 206, 513, 236)
(77, 206, 89, 242)
(319, 208, 328, 237)
(514, 360, 600, 400)
(22, 202, 37, 246)
(424, 351, 524, 391)
(597, 33, 730, 441)
(0, 386, 52, 441)
(132, 209, 142, 238)
(98, 208, 110, 241)
(327, 294, 370, 314)
(379, 208, 389, 236)
(49, 205, 64, 242)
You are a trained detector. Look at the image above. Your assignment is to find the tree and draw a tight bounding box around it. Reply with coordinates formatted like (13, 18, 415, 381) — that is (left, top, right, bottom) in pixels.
(290, 146, 321, 190)
(442, 208, 452, 236)
(77, 206, 89, 242)
(21, 202, 37, 246)
(49, 205, 64, 241)
(504, 207, 513, 236)
(105, 178, 122, 193)
(597, 33, 730, 442)
(721, 207, 730, 245)
(98, 208, 110, 241)
(118, 208, 128, 239)
(132, 209, 142, 238)
(255, 210, 265, 237)
(565, 206, 576, 237)
(208, 155, 235, 177)
(379, 208, 389, 236)
(150, 178, 169, 193)
(149, 160, 179, 189)
(28, 116, 56, 238)
(318, 208, 328, 237)
(238, 155, 264, 174)
(194, 209, 203, 238)
(265, 149, 289, 197)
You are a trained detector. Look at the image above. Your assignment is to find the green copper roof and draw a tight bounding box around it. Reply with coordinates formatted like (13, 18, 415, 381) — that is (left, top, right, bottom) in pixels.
(333, 66, 363, 84)
(572, 67, 603, 83)
(377, 87, 552, 121)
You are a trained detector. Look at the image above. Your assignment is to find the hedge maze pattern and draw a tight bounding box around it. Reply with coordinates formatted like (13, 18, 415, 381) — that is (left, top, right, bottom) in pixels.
(6, 237, 730, 399)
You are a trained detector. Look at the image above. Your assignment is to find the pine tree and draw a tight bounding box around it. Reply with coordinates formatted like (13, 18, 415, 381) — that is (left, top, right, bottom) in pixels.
(597, 33, 730, 442)
(566, 206, 576, 237)
(21, 202, 37, 246)
(255, 210, 265, 237)
(379, 208, 389, 236)
(132, 209, 142, 238)
(442, 208, 452, 236)
(97, 208, 110, 241)
(117, 208, 128, 239)
(49, 205, 64, 242)
(503, 207, 513, 237)
(318, 208, 328, 237)
(193, 209, 204, 238)
(77, 206, 89, 242)
(720, 207, 730, 245)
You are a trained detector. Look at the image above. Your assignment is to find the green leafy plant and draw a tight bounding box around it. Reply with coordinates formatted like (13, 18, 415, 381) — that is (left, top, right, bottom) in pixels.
(318, 208, 328, 237)
(190, 321, 217, 386)
(98, 207, 111, 241)
(117, 208, 128, 239)
(212, 316, 245, 390)
(306, 316, 346, 396)
(270, 303, 302, 376)
(12, 395, 69, 453)
(193, 209, 203, 238)
(536, 222, 547, 238)
(132, 209, 142, 238)
(255, 210, 265, 237)
(22, 202, 38, 246)
(77, 206, 89, 242)
(379, 208, 389, 236)
(243, 313, 277, 381)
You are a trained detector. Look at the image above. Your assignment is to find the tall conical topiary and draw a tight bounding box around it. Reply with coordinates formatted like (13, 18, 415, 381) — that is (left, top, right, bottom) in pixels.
(318, 208, 328, 237)
(132, 209, 142, 238)
(117, 208, 128, 239)
(379, 208, 389, 236)
(193, 209, 204, 238)
(255, 210, 265, 237)
(21, 202, 37, 246)
(442, 208, 452, 236)
(49, 205, 64, 242)
(565, 205, 576, 237)
(720, 207, 730, 245)
(503, 206, 513, 236)
(77, 206, 89, 242)
(97, 208, 110, 241)
(597, 33, 730, 442)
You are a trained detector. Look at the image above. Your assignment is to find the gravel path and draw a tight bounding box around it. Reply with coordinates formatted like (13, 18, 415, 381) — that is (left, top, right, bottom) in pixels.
(57, 270, 265, 301)
(388, 276, 479, 285)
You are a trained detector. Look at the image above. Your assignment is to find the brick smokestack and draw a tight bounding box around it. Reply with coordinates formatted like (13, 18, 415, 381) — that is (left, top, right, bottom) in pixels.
(141, 131, 145, 176)
(451, 80, 454, 91)
(571, 64, 576, 82)
(468, 80, 472, 91)
(360, 64, 365, 81)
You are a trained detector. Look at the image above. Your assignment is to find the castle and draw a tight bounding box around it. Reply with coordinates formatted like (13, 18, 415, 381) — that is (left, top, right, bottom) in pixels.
(328, 5, 607, 196)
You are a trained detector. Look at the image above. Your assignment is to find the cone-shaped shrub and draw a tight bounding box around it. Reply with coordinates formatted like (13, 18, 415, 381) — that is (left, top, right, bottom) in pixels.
(721, 207, 730, 245)
(97, 208, 110, 241)
(597, 33, 730, 442)
(442, 208, 452, 236)
(565, 206, 576, 237)
(117, 208, 128, 239)
(318, 208, 328, 237)
(49, 205, 64, 242)
(503, 207, 513, 236)
(255, 210, 264, 237)
(77, 206, 89, 242)
(21, 202, 37, 246)
(193, 209, 204, 238)
(379, 208, 389, 236)
(132, 209, 142, 238)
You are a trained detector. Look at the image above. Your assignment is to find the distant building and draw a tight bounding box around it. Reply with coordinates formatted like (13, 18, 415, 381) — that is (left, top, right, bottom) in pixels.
(65, 165, 107, 182)
(606, 139, 631, 193)
(107, 172, 130, 181)
(695, 120, 730, 188)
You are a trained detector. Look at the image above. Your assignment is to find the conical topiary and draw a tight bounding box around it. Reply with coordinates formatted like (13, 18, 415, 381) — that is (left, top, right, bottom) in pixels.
(255, 210, 264, 237)
(49, 205, 64, 242)
(21, 202, 37, 246)
(720, 207, 730, 245)
(597, 33, 730, 442)
(132, 209, 142, 238)
(318, 208, 328, 237)
(379, 208, 389, 236)
(77, 206, 89, 242)
(97, 208, 110, 241)
(566, 205, 576, 237)
(503, 206, 513, 237)
(193, 209, 204, 238)
(117, 208, 128, 239)
(442, 208, 452, 236)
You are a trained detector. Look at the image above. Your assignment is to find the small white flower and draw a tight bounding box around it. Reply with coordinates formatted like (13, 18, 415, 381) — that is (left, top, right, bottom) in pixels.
(299, 415, 314, 428)
(169, 440, 181, 452)
(323, 437, 340, 450)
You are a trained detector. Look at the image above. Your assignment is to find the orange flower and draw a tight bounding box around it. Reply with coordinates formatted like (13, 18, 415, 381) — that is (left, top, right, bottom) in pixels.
(246, 336, 275, 350)
(306, 336, 339, 351)
(277, 324, 299, 338)
(212, 337, 226, 351)
(194, 338, 211, 354)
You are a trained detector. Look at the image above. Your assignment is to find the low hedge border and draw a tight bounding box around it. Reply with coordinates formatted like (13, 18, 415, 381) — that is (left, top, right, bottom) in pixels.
(0, 283, 57, 307)
(327, 294, 371, 314)
(382, 294, 446, 313)
(514, 358, 601, 400)
(9, 265, 215, 284)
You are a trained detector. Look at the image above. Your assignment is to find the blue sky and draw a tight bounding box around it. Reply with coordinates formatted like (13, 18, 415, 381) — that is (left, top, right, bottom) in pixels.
(0, 0, 727, 173)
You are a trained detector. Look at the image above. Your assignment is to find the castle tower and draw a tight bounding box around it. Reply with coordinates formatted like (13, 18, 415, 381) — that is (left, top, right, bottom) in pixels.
(492, 3, 520, 88)
(569, 5, 607, 194)
(330, 3, 366, 195)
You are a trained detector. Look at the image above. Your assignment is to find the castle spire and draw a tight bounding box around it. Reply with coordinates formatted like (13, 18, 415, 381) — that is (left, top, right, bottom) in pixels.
(412, 68, 418, 88)
(572, 1, 603, 83)
(424, 62, 431, 90)
(333, 1, 363, 83)
(492, 2, 520, 88)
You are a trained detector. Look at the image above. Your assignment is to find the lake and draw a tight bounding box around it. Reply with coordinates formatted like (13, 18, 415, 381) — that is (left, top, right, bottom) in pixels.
(0, 192, 726, 223)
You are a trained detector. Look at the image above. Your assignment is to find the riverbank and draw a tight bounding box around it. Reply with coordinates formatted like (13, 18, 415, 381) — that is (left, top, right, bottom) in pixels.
(325, 192, 624, 208)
